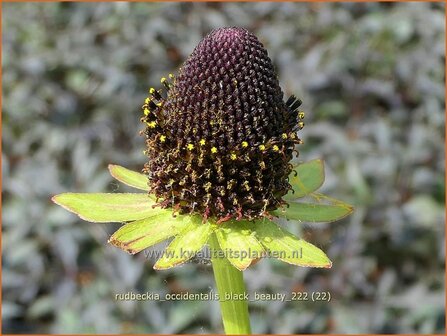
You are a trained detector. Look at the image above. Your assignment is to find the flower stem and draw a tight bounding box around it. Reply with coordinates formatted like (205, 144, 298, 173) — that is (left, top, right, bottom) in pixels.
(209, 233, 252, 334)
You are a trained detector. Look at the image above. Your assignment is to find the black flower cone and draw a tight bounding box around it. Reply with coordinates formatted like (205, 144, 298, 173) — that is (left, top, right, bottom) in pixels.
(142, 27, 304, 222)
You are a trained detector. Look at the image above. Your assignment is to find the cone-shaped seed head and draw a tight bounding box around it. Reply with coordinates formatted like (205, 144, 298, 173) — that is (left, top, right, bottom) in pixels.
(142, 27, 303, 222)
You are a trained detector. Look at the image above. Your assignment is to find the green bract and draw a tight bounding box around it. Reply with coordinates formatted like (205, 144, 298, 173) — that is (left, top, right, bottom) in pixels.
(52, 159, 353, 271)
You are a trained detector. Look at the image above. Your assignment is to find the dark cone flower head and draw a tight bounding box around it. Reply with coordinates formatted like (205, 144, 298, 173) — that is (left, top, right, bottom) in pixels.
(142, 27, 305, 222)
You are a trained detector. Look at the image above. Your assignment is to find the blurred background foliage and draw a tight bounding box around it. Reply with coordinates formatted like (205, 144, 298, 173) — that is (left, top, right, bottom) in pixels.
(2, 2, 445, 334)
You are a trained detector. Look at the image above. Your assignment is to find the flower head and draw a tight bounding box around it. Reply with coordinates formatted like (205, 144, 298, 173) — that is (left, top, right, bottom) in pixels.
(52, 27, 353, 272)
(142, 27, 305, 222)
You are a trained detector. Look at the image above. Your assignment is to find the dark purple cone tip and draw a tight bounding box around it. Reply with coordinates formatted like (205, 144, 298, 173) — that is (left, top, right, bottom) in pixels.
(141, 27, 304, 222)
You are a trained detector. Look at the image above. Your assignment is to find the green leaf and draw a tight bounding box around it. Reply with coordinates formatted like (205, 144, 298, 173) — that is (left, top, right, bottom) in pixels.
(253, 219, 331, 268)
(108, 211, 195, 254)
(108, 164, 149, 191)
(215, 221, 265, 271)
(154, 218, 213, 270)
(52, 193, 156, 223)
(275, 200, 353, 223)
(285, 159, 324, 200)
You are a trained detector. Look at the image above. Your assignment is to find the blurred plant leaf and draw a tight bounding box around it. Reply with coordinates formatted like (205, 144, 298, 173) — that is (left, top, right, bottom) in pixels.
(285, 159, 324, 200)
(253, 219, 331, 268)
(167, 300, 207, 333)
(52, 193, 156, 222)
(154, 218, 213, 270)
(108, 164, 149, 191)
(2, 302, 23, 319)
(28, 296, 54, 319)
(109, 212, 198, 254)
(215, 221, 265, 271)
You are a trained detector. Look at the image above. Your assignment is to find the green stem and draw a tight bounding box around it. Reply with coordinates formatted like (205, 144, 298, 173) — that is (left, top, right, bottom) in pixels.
(209, 233, 252, 335)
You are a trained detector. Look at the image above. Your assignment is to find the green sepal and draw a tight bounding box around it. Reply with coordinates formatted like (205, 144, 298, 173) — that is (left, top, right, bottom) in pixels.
(276, 196, 353, 223)
(154, 218, 214, 270)
(108, 211, 196, 254)
(215, 220, 265, 271)
(285, 159, 324, 200)
(51, 193, 156, 223)
(253, 219, 332, 268)
(108, 164, 149, 191)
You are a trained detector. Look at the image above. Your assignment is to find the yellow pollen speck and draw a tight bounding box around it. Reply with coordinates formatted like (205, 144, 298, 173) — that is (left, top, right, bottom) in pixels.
(187, 143, 194, 150)
(230, 153, 237, 160)
(282, 133, 288, 139)
(241, 141, 248, 148)
(149, 88, 155, 94)
(211, 147, 218, 154)
(259, 144, 266, 151)
(161, 77, 166, 83)
(169, 73, 174, 79)
(143, 108, 150, 116)
(156, 102, 162, 107)
(145, 97, 150, 104)
(204, 182, 212, 192)
(273, 145, 279, 151)
(147, 121, 157, 128)
(298, 111, 305, 119)
(298, 121, 305, 129)
(290, 133, 296, 139)
(200, 139, 206, 146)
(160, 135, 166, 142)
